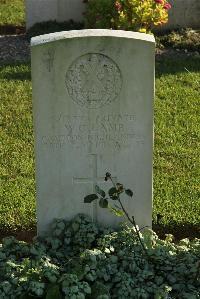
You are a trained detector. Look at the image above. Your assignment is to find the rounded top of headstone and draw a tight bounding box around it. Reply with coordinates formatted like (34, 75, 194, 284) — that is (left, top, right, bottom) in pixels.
(31, 29, 155, 47)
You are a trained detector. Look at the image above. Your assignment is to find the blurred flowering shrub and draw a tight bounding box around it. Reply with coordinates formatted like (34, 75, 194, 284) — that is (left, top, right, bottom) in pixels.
(84, 0, 172, 33)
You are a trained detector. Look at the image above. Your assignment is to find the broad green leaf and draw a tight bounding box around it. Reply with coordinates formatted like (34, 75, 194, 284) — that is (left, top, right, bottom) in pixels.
(125, 189, 133, 197)
(46, 285, 63, 299)
(84, 194, 98, 203)
(99, 198, 108, 208)
(108, 205, 124, 217)
(95, 185, 106, 198)
(108, 187, 118, 200)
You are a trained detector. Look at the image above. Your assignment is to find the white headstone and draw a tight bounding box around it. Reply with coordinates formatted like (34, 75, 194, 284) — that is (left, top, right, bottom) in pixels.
(26, 0, 58, 29)
(26, 0, 85, 29)
(31, 30, 155, 235)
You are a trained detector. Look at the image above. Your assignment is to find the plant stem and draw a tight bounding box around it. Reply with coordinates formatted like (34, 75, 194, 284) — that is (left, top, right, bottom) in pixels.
(195, 260, 200, 281)
(118, 197, 148, 256)
(108, 174, 148, 256)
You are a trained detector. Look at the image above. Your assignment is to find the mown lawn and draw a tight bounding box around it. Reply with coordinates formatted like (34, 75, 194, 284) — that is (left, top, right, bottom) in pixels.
(0, 64, 34, 231)
(154, 57, 200, 238)
(0, 0, 25, 26)
(0, 57, 200, 237)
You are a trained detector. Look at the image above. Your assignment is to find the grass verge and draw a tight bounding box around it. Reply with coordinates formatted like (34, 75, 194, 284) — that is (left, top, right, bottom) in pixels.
(153, 56, 200, 238)
(0, 63, 35, 232)
(0, 0, 25, 26)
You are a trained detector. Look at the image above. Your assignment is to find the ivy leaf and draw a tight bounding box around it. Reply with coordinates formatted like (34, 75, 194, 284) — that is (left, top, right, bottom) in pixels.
(95, 185, 106, 198)
(99, 198, 108, 208)
(46, 285, 63, 299)
(91, 281, 110, 298)
(108, 187, 118, 200)
(125, 189, 133, 197)
(84, 194, 98, 203)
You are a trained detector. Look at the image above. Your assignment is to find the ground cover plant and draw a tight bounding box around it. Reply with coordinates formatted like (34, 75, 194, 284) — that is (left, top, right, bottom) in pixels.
(0, 0, 25, 26)
(156, 29, 200, 52)
(0, 56, 199, 239)
(0, 214, 199, 298)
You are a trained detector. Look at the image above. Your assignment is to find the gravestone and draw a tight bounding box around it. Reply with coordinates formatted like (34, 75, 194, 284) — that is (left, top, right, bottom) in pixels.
(26, 0, 85, 29)
(31, 29, 155, 235)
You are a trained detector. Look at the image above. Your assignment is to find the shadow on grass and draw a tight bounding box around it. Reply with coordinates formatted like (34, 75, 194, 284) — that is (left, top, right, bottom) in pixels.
(153, 222, 200, 241)
(0, 62, 31, 81)
(0, 55, 199, 81)
(155, 55, 200, 78)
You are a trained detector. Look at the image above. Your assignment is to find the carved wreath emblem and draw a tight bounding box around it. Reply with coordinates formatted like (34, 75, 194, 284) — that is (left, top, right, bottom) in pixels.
(65, 53, 122, 109)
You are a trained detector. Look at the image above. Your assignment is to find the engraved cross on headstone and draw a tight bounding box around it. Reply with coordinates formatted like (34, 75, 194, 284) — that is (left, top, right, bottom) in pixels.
(43, 49, 55, 72)
(81, 57, 104, 92)
(73, 154, 117, 221)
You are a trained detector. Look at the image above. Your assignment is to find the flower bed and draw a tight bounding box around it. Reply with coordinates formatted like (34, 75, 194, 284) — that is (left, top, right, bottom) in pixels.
(0, 214, 199, 298)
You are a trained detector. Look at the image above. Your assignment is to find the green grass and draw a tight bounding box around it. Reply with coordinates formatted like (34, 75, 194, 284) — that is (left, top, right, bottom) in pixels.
(154, 57, 200, 237)
(0, 0, 25, 26)
(0, 58, 200, 237)
(0, 63, 35, 231)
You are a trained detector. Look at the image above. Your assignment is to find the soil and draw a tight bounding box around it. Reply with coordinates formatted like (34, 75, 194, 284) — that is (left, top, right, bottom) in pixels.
(0, 34, 30, 63)
(0, 24, 25, 35)
(0, 229, 36, 243)
(0, 224, 199, 244)
(0, 33, 199, 65)
(153, 224, 200, 242)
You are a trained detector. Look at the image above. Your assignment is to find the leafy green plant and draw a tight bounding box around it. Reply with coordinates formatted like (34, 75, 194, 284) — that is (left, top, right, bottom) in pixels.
(84, 172, 147, 255)
(84, 0, 172, 33)
(0, 214, 199, 298)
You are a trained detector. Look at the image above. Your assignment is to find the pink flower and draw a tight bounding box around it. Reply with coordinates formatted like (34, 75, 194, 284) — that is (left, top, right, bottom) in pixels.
(115, 1, 122, 11)
(163, 2, 172, 10)
(155, 0, 163, 4)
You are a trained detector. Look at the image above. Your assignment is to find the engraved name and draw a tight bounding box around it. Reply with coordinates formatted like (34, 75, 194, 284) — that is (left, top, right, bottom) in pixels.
(41, 113, 144, 151)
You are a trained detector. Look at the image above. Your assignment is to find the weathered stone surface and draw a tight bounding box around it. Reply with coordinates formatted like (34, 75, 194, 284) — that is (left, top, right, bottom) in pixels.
(161, 0, 200, 31)
(31, 29, 155, 235)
